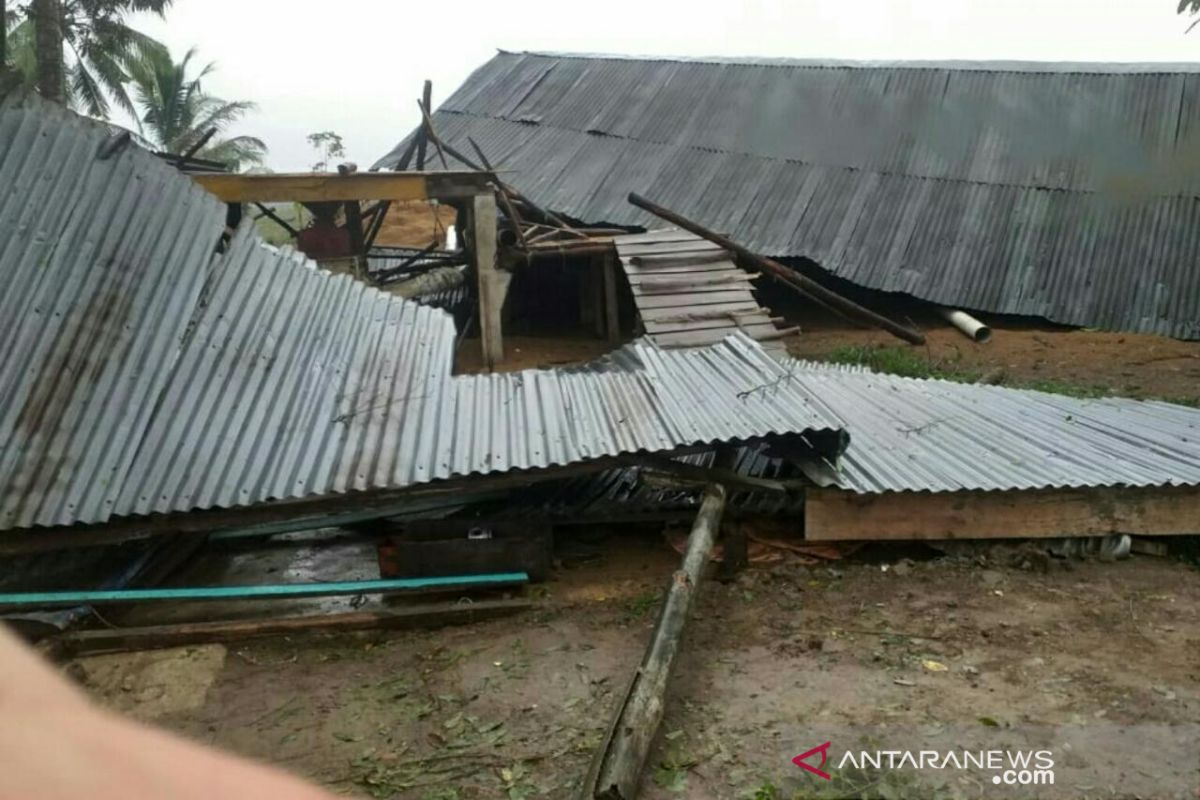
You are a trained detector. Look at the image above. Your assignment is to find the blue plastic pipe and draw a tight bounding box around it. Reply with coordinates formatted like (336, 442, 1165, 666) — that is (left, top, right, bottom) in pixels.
(0, 573, 529, 609)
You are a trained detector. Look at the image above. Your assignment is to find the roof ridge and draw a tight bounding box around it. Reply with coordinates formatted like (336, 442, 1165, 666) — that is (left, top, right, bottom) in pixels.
(498, 49, 1200, 75)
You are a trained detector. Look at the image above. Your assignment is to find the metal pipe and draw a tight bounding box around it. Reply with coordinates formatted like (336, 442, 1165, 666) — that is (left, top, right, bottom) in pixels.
(938, 308, 991, 343)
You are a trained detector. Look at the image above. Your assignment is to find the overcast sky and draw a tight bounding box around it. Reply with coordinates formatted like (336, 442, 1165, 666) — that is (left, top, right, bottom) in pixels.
(129, 0, 1199, 170)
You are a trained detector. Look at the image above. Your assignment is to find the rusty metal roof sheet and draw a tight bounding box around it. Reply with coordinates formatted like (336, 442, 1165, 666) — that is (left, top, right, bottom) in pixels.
(0, 93, 845, 531)
(376, 51, 1200, 339)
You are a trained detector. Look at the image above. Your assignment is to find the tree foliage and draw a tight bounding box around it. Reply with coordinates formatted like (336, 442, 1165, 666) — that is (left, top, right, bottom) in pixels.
(306, 130, 345, 172)
(6, 0, 171, 116)
(127, 46, 266, 170)
(1180, 0, 1200, 31)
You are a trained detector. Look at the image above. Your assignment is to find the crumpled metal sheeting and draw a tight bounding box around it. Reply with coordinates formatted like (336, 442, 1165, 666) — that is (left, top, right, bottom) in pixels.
(0, 93, 227, 529)
(786, 360, 1200, 494)
(114, 224, 845, 518)
(116, 231, 459, 518)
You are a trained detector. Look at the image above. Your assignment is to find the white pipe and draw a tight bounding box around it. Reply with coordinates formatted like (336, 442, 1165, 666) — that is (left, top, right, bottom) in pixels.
(938, 308, 991, 343)
(444, 223, 458, 251)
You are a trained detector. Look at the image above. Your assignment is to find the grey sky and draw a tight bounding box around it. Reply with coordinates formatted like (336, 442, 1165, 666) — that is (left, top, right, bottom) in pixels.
(130, 0, 1198, 170)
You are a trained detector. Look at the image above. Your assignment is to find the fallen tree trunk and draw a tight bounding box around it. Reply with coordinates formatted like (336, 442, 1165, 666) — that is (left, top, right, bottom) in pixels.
(582, 483, 727, 800)
(627, 192, 925, 345)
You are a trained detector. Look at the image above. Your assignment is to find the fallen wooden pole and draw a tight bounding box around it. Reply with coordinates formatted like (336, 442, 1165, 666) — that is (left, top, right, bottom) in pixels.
(583, 484, 727, 800)
(626, 193, 925, 345)
(42, 598, 533, 658)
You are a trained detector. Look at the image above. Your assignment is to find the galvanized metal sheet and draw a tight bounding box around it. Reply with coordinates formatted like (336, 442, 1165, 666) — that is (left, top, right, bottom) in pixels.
(0, 92, 227, 529)
(0, 94, 845, 530)
(785, 360, 1200, 494)
(375, 52, 1200, 339)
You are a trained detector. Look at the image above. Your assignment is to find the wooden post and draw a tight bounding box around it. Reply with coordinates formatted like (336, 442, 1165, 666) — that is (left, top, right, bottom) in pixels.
(472, 192, 505, 370)
(603, 250, 621, 343)
(344, 200, 367, 277)
(415, 80, 432, 169)
(583, 484, 727, 800)
(627, 193, 926, 345)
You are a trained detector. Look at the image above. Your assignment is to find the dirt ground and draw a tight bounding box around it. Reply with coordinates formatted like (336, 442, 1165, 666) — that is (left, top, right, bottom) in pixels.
(781, 303, 1200, 404)
(374, 201, 458, 249)
(69, 532, 1200, 800)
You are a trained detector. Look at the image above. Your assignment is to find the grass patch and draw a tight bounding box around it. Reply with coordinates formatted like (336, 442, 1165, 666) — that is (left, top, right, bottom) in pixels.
(818, 345, 1200, 404)
(823, 345, 979, 383)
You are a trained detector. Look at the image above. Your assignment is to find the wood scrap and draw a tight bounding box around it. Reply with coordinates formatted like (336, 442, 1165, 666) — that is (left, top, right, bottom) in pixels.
(42, 598, 533, 658)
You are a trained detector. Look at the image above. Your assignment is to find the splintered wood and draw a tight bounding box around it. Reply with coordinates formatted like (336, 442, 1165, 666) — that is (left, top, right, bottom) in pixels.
(614, 230, 793, 350)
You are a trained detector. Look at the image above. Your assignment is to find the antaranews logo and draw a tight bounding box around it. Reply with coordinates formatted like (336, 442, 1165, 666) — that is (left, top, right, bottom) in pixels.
(793, 743, 1055, 787)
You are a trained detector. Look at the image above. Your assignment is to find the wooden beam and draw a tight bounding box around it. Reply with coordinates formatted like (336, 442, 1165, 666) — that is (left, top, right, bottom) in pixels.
(415, 79, 433, 169)
(473, 192, 506, 370)
(583, 484, 727, 800)
(43, 599, 533, 658)
(190, 172, 489, 203)
(804, 485, 1200, 541)
(603, 250, 621, 343)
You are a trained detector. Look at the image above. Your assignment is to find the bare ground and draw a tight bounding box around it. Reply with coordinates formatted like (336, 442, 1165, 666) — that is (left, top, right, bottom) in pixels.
(70, 533, 1200, 800)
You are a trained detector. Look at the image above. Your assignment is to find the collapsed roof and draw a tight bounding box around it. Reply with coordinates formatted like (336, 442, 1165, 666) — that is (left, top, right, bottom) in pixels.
(377, 51, 1200, 339)
(0, 91, 845, 532)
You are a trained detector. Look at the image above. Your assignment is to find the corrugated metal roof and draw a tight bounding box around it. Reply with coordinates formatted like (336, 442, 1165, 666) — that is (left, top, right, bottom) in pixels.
(467, 360, 1200, 517)
(375, 52, 1200, 339)
(0, 92, 846, 531)
(116, 235, 845, 520)
(785, 360, 1200, 494)
(0, 92, 227, 530)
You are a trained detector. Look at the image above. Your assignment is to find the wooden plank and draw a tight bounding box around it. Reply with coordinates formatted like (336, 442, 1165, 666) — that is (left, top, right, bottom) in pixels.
(628, 273, 758, 293)
(622, 261, 741, 276)
(636, 290, 759, 309)
(615, 242, 724, 257)
(643, 314, 775, 335)
(45, 599, 533, 657)
(651, 324, 784, 348)
(628, 252, 731, 268)
(638, 302, 764, 323)
(804, 486, 1200, 542)
(192, 172, 430, 203)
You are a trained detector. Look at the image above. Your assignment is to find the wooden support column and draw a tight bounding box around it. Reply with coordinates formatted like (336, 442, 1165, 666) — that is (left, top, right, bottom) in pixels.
(472, 192, 506, 370)
(603, 249, 621, 344)
(343, 200, 366, 277)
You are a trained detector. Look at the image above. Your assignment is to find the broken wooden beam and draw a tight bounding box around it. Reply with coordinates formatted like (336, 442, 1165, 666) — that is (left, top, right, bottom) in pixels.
(626, 192, 926, 345)
(583, 484, 727, 800)
(42, 598, 533, 658)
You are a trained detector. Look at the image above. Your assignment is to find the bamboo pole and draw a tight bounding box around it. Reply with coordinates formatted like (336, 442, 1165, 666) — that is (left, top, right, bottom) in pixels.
(583, 484, 727, 800)
(627, 193, 925, 345)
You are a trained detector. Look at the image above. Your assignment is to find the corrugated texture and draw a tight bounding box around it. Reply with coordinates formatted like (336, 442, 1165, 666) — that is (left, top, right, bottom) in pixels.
(0, 93, 846, 530)
(119, 248, 846, 517)
(0, 93, 227, 529)
(786, 360, 1200, 494)
(376, 52, 1200, 339)
(614, 229, 786, 349)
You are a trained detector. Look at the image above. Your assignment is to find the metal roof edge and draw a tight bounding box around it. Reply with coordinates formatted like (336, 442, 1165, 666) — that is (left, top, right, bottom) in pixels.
(499, 49, 1200, 74)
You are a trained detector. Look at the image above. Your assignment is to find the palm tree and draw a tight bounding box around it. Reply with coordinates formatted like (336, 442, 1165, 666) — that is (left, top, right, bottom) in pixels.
(127, 46, 266, 171)
(7, 0, 171, 116)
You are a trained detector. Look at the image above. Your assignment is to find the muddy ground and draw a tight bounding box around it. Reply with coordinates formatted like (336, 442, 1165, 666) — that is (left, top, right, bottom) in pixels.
(71, 532, 1200, 800)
